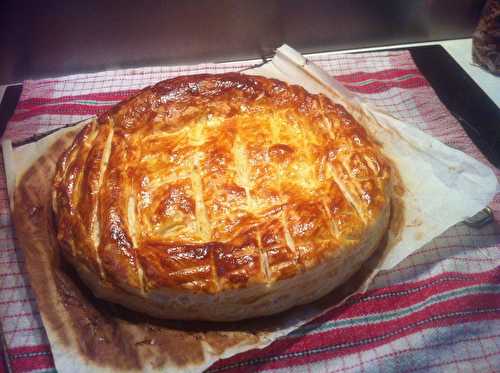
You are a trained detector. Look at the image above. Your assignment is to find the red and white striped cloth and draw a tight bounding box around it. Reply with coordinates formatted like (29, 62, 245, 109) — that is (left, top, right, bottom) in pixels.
(1, 50, 499, 373)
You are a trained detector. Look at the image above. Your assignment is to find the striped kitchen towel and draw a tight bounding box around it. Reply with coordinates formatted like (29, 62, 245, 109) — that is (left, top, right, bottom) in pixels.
(1, 50, 499, 373)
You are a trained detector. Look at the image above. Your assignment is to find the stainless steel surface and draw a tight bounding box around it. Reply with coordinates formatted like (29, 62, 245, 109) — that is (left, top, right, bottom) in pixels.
(0, 0, 486, 84)
(464, 207, 494, 228)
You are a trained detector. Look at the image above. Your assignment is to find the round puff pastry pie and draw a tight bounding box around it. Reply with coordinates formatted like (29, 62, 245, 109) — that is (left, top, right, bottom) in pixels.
(52, 73, 393, 321)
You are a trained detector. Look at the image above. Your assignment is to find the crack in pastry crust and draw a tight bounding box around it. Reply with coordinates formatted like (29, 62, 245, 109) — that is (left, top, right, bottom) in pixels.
(52, 73, 393, 320)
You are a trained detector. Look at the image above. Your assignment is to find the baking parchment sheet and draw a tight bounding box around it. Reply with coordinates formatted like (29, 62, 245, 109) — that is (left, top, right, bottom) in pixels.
(2, 45, 497, 373)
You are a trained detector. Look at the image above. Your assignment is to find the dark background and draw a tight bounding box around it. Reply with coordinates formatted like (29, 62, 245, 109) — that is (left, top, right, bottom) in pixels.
(0, 0, 487, 84)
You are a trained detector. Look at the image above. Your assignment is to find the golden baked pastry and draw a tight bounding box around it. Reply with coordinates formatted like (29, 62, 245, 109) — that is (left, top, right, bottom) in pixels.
(52, 73, 392, 321)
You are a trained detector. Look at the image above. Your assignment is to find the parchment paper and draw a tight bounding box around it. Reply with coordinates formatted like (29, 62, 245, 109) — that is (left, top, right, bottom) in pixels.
(2, 45, 497, 373)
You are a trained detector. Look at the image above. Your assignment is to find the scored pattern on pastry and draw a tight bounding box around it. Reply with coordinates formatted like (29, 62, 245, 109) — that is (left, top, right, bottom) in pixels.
(53, 73, 391, 295)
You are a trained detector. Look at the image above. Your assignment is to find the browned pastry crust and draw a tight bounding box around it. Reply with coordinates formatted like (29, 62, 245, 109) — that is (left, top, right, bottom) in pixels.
(52, 73, 393, 321)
